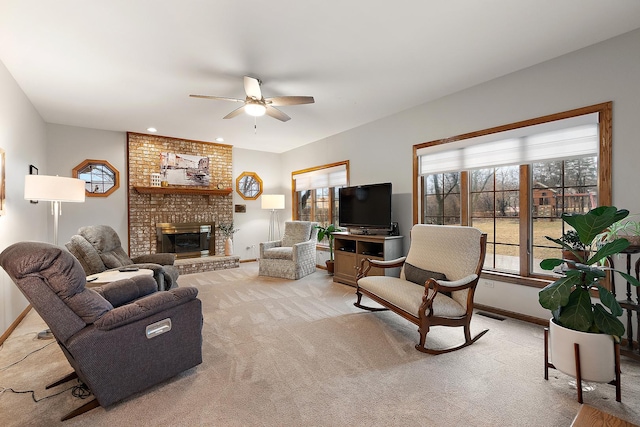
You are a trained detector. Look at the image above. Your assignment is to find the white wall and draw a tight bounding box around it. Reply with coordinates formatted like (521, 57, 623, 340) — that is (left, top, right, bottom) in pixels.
(45, 124, 128, 244)
(281, 28, 640, 320)
(231, 147, 285, 261)
(0, 60, 48, 334)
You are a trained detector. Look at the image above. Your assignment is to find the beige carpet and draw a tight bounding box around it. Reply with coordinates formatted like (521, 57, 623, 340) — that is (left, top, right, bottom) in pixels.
(1, 262, 639, 426)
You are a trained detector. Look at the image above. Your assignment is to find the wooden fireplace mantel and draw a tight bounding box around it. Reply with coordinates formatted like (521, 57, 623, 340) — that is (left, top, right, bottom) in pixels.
(133, 186, 233, 196)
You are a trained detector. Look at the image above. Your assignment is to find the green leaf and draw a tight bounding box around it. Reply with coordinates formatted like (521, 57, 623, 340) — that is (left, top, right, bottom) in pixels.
(586, 239, 629, 264)
(593, 304, 625, 336)
(615, 271, 640, 288)
(539, 275, 579, 310)
(562, 207, 629, 246)
(557, 288, 593, 332)
(597, 285, 623, 316)
(540, 258, 564, 271)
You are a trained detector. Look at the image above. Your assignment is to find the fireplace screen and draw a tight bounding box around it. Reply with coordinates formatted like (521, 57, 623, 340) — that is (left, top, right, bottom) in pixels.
(156, 222, 214, 258)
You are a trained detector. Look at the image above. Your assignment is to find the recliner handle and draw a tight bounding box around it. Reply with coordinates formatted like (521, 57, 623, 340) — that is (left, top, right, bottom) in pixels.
(146, 318, 172, 338)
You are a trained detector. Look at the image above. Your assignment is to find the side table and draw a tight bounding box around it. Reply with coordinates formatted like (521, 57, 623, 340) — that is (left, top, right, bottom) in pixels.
(608, 245, 640, 361)
(86, 268, 154, 286)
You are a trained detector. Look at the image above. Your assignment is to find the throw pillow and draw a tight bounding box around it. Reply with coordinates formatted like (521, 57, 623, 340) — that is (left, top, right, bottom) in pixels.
(404, 262, 447, 286)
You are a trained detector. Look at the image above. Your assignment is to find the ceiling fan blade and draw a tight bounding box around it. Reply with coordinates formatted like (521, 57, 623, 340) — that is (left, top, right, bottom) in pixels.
(265, 105, 291, 122)
(190, 94, 245, 102)
(266, 96, 315, 106)
(223, 105, 247, 119)
(244, 76, 262, 100)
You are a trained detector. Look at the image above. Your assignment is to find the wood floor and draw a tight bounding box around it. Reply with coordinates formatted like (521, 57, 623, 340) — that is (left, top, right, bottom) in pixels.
(571, 405, 639, 427)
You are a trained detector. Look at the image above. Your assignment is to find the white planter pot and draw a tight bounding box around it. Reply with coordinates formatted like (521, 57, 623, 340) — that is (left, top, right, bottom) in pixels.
(548, 319, 616, 383)
(224, 237, 233, 256)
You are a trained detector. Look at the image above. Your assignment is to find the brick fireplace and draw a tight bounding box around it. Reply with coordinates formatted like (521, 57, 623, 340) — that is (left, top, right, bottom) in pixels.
(127, 133, 234, 265)
(156, 222, 215, 258)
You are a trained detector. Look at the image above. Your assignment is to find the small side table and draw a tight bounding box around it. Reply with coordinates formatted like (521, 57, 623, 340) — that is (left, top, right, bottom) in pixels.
(86, 268, 154, 286)
(608, 245, 640, 361)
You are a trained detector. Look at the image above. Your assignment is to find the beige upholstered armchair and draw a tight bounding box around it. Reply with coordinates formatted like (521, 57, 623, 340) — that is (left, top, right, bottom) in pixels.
(355, 224, 488, 354)
(65, 225, 179, 291)
(259, 221, 319, 280)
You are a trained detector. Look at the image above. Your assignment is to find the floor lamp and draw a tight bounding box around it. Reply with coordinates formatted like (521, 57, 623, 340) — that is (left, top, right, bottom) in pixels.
(24, 175, 86, 246)
(24, 174, 85, 339)
(261, 194, 285, 241)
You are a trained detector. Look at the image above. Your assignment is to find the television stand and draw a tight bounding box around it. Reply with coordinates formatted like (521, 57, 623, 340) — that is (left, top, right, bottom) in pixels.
(333, 233, 404, 287)
(347, 227, 391, 236)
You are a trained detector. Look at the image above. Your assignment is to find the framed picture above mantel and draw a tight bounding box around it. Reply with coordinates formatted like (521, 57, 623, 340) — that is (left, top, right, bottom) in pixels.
(160, 152, 210, 187)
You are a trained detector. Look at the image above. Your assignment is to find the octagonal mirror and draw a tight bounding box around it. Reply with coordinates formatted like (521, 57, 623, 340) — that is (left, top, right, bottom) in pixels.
(236, 171, 263, 200)
(73, 159, 120, 197)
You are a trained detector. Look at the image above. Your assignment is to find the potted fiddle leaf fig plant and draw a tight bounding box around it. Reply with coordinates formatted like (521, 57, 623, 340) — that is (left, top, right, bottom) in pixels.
(539, 206, 640, 385)
(559, 229, 587, 269)
(315, 224, 337, 274)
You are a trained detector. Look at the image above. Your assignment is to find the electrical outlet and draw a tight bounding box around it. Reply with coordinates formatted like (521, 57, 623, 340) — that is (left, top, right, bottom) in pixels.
(484, 281, 494, 288)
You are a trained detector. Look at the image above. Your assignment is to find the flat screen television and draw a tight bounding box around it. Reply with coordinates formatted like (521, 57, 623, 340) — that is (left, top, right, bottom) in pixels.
(339, 182, 392, 230)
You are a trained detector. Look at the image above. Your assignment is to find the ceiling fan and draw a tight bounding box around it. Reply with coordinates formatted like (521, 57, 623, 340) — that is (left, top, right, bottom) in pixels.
(190, 76, 314, 122)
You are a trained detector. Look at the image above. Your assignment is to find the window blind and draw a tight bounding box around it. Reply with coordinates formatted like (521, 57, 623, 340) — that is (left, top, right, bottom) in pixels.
(293, 164, 347, 191)
(418, 114, 599, 175)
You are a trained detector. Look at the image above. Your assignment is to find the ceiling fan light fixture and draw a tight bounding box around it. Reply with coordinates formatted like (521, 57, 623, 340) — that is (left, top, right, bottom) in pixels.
(245, 103, 266, 117)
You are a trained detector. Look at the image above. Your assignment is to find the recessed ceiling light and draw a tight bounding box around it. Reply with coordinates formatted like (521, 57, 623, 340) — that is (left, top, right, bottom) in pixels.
(147, 127, 157, 133)
(215, 137, 224, 142)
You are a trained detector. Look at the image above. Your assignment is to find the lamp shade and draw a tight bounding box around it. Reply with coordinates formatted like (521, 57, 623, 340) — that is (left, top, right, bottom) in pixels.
(261, 194, 285, 210)
(245, 103, 266, 117)
(24, 175, 86, 202)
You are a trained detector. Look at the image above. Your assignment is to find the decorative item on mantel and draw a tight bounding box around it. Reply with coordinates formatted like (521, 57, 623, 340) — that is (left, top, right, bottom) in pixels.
(218, 222, 239, 256)
(150, 173, 161, 187)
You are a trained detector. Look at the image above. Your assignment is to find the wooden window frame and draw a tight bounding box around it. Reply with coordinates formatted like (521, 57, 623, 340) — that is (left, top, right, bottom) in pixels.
(412, 102, 612, 288)
(291, 160, 350, 225)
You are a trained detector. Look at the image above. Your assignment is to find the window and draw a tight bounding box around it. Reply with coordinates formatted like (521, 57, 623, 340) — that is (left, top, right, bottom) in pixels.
(413, 103, 612, 285)
(72, 159, 120, 197)
(236, 171, 263, 200)
(423, 172, 461, 225)
(292, 161, 349, 239)
(470, 166, 521, 273)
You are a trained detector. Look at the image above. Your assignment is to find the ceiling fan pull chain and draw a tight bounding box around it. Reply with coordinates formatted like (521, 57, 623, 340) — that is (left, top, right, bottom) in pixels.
(254, 117, 257, 134)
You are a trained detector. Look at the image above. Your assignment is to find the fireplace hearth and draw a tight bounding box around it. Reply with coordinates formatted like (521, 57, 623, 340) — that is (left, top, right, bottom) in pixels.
(156, 222, 215, 258)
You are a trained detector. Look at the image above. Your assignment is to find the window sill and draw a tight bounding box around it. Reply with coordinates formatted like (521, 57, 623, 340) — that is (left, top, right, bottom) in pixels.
(481, 270, 552, 289)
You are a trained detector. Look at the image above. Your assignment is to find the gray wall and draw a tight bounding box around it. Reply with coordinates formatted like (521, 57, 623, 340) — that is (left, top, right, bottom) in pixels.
(231, 147, 286, 261)
(0, 60, 48, 333)
(45, 124, 128, 244)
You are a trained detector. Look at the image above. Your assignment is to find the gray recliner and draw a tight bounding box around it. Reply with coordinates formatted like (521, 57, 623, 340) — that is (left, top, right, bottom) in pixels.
(66, 224, 179, 291)
(0, 241, 203, 420)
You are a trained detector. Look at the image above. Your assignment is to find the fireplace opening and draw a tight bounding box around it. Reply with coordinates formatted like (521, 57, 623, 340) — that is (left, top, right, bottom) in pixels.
(156, 222, 215, 258)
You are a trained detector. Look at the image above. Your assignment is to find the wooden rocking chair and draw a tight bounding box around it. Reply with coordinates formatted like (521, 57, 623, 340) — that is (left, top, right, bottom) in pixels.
(355, 224, 488, 354)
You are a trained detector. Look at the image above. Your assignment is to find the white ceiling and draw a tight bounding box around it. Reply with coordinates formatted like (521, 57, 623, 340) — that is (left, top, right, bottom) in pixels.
(2, 1, 640, 153)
